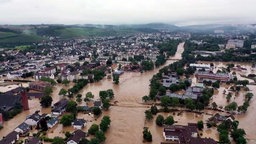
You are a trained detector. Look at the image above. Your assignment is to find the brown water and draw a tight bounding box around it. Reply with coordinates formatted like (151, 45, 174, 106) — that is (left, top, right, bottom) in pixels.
(2, 43, 255, 143)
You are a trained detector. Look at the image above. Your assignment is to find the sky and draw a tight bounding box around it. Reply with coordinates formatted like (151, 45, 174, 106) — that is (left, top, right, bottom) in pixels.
(0, 0, 255, 26)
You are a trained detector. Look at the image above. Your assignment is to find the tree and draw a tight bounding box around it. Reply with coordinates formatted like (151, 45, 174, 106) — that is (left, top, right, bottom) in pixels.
(43, 86, 53, 96)
(86, 92, 94, 99)
(88, 138, 100, 144)
(76, 97, 82, 103)
(62, 79, 69, 86)
(59, 88, 67, 96)
(150, 105, 158, 115)
(212, 81, 220, 88)
(160, 96, 170, 111)
(40, 95, 53, 108)
(143, 127, 152, 142)
(164, 116, 174, 125)
(197, 120, 204, 130)
(88, 124, 99, 135)
(185, 98, 196, 110)
(212, 102, 218, 109)
(226, 93, 232, 102)
(231, 128, 246, 143)
(113, 74, 119, 84)
(245, 92, 253, 102)
(144, 110, 153, 121)
(225, 102, 238, 111)
(156, 115, 164, 126)
(142, 95, 150, 102)
(170, 97, 180, 107)
(92, 107, 102, 116)
(66, 100, 77, 113)
(102, 99, 110, 110)
(100, 116, 111, 132)
(52, 137, 65, 144)
(95, 131, 106, 143)
(60, 114, 74, 126)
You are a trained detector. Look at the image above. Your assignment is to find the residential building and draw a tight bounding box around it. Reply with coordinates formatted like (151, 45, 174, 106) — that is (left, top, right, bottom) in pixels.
(163, 124, 217, 144)
(0, 131, 19, 144)
(189, 63, 211, 71)
(29, 81, 51, 92)
(14, 122, 30, 136)
(24, 112, 42, 126)
(195, 72, 232, 82)
(72, 119, 86, 129)
(226, 39, 244, 49)
(25, 137, 42, 144)
(52, 99, 68, 116)
(67, 130, 86, 144)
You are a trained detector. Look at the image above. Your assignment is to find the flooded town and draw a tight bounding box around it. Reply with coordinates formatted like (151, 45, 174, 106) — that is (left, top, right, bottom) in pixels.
(1, 4, 256, 144)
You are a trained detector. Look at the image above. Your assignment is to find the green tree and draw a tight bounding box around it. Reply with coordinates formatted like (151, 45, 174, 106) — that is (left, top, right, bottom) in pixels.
(170, 97, 180, 107)
(231, 128, 246, 143)
(226, 93, 232, 102)
(86, 92, 94, 99)
(52, 137, 65, 144)
(143, 127, 152, 142)
(66, 100, 77, 113)
(60, 114, 74, 126)
(88, 124, 99, 135)
(225, 102, 238, 111)
(58, 88, 67, 96)
(245, 92, 253, 102)
(156, 115, 164, 126)
(150, 105, 158, 115)
(44, 86, 53, 96)
(95, 131, 106, 143)
(142, 95, 150, 102)
(197, 120, 204, 130)
(212, 81, 220, 88)
(40, 95, 53, 108)
(88, 138, 100, 144)
(145, 110, 153, 121)
(185, 98, 196, 110)
(92, 107, 102, 116)
(164, 116, 174, 125)
(113, 74, 119, 84)
(160, 96, 170, 111)
(100, 116, 111, 132)
(62, 79, 70, 86)
(211, 102, 218, 109)
(102, 99, 110, 110)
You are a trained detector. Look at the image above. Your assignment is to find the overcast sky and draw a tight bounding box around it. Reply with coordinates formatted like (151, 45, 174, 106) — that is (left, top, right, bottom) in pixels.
(0, 0, 255, 26)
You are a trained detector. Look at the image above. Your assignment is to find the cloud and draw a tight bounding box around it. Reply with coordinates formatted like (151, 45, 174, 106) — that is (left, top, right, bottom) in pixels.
(0, 0, 255, 25)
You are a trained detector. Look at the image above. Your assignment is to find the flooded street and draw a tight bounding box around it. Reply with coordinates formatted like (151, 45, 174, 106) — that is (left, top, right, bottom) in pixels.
(1, 42, 255, 144)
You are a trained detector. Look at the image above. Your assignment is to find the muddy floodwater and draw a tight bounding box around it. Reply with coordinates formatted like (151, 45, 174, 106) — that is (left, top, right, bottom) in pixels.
(1, 42, 256, 144)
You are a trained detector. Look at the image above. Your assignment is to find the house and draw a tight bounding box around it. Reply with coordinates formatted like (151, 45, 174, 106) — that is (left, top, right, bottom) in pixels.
(195, 72, 232, 82)
(47, 117, 58, 128)
(66, 130, 86, 144)
(0, 93, 21, 112)
(163, 124, 217, 144)
(93, 101, 102, 109)
(14, 122, 31, 136)
(226, 39, 244, 49)
(72, 119, 86, 129)
(25, 137, 42, 144)
(52, 99, 68, 116)
(0, 131, 19, 144)
(189, 63, 211, 71)
(186, 86, 204, 96)
(24, 112, 42, 126)
(162, 73, 179, 87)
(29, 81, 51, 92)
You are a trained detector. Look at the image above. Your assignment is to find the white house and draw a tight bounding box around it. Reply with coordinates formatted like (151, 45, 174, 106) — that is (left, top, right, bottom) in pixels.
(24, 113, 42, 126)
(72, 119, 86, 130)
(66, 130, 86, 144)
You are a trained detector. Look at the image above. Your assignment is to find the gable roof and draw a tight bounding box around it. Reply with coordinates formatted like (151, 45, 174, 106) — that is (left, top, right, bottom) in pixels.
(25, 137, 41, 144)
(16, 122, 30, 132)
(67, 130, 86, 143)
(73, 119, 86, 126)
(26, 113, 41, 122)
(0, 131, 19, 144)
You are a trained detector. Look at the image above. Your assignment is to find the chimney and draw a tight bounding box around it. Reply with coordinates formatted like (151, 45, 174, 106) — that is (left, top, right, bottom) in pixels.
(21, 89, 29, 110)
